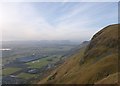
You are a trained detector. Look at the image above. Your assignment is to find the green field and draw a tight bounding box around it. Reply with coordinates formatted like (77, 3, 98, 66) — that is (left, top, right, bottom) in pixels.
(41, 46, 73, 52)
(26, 55, 61, 68)
(3, 53, 32, 65)
(17, 73, 38, 79)
(2, 67, 21, 76)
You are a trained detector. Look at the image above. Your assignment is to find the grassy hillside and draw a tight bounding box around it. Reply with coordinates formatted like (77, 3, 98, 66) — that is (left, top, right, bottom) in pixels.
(38, 24, 119, 84)
(95, 73, 118, 84)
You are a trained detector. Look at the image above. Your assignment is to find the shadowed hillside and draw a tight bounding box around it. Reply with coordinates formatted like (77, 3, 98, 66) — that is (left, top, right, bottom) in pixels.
(38, 24, 119, 84)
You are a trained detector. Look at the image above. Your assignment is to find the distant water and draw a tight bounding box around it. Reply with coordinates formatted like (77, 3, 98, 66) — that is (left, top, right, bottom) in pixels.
(0, 49, 11, 51)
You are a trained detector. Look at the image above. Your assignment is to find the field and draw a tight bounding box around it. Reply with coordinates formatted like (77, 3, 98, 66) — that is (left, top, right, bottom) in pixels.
(2, 67, 21, 76)
(26, 55, 61, 68)
(2, 41, 78, 84)
(17, 73, 38, 79)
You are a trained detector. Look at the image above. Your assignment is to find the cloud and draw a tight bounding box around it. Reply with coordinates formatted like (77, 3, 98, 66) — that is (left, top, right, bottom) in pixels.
(0, 2, 118, 41)
(1, 0, 119, 2)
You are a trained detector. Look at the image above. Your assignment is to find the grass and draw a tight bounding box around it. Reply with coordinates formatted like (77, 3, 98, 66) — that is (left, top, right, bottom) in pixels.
(38, 47, 86, 84)
(27, 58, 49, 68)
(3, 54, 32, 65)
(26, 55, 61, 68)
(95, 73, 118, 84)
(17, 73, 37, 79)
(2, 67, 21, 76)
(41, 49, 118, 84)
(42, 46, 74, 52)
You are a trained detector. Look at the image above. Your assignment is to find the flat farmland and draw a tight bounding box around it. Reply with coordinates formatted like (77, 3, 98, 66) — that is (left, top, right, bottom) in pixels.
(2, 41, 78, 84)
(26, 55, 61, 68)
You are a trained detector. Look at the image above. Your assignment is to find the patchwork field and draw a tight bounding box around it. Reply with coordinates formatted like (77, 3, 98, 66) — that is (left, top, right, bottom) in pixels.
(3, 67, 21, 76)
(17, 73, 38, 79)
(26, 55, 61, 68)
(2, 41, 78, 84)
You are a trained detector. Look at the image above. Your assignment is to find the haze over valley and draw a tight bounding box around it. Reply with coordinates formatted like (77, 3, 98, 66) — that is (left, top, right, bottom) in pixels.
(0, 1, 118, 85)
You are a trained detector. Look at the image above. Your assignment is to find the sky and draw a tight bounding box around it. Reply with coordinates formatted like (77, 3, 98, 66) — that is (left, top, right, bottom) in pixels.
(0, 1, 118, 42)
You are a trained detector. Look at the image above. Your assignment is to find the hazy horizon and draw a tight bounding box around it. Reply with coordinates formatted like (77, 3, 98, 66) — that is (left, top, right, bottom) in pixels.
(1, 40, 83, 44)
(0, 2, 118, 41)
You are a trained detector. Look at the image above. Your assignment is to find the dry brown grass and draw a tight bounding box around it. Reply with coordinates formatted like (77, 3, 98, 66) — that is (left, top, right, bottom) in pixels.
(95, 73, 119, 84)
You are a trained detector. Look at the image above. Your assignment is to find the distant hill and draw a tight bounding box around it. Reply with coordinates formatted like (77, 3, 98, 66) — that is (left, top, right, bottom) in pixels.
(64, 41, 89, 57)
(38, 24, 119, 84)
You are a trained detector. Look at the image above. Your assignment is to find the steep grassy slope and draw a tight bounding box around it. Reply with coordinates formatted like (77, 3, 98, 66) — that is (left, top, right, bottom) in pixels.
(95, 73, 118, 84)
(38, 24, 119, 84)
(83, 24, 118, 62)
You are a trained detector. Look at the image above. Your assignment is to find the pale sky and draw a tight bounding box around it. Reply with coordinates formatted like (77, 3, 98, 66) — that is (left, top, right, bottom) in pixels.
(0, 1, 118, 41)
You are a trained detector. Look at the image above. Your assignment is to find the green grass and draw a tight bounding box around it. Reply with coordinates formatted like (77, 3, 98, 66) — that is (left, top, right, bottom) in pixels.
(3, 54, 32, 65)
(41, 46, 74, 52)
(17, 73, 37, 79)
(26, 55, 61, 68)
(27, 59, 49, 68)
(2, 67, 21, 76)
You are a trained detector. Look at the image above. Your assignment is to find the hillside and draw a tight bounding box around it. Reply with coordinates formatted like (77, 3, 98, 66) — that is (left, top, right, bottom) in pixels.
(95, 73, 118, 84)
(38, 24, 119, 84)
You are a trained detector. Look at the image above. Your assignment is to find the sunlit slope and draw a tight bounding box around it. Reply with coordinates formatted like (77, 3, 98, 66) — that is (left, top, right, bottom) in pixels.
(94, 73, 119, 84)
(38, 24, 119, 84)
